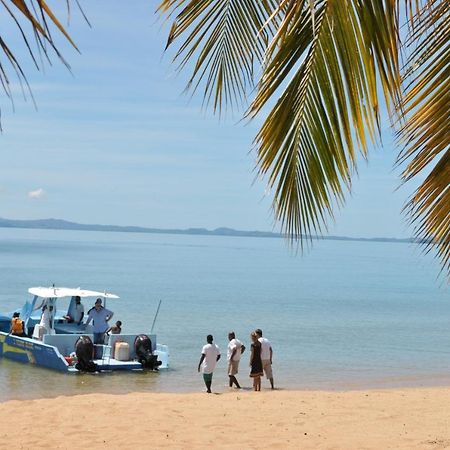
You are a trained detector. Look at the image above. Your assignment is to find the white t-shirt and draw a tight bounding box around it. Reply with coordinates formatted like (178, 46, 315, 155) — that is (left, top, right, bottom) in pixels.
(201, 343, 220, 374)
(259, 337, 272, 360)
(39, 307, 54, 331)
(73, 304, 84, 323)
(227, 338, 243, 362)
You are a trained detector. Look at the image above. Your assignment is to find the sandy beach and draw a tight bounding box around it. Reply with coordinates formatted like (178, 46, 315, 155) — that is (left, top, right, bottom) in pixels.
(1, 387, 449, 449)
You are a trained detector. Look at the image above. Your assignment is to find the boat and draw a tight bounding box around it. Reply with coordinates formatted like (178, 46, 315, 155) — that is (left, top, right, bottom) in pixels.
(0, 287, 169, 372)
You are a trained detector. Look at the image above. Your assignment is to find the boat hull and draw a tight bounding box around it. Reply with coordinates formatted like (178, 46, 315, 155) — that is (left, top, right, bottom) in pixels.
(0, 332, 169, 372)
(0, 332, 69, 371)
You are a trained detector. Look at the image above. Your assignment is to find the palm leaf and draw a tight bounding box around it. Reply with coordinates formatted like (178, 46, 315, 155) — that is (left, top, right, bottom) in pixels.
(251, 0, 401, 239)
(0, 0, 81, 123)
(159, 0, 402, 242)
(399, 0, 450, 276)
(158, 0, 280, 113)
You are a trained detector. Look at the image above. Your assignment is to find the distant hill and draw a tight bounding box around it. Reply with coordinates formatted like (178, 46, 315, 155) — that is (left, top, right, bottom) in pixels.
(0, 217, 417, 244)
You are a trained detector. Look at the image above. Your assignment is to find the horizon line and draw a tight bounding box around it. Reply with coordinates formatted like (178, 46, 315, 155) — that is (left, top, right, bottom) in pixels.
(0, 216, 419, 244)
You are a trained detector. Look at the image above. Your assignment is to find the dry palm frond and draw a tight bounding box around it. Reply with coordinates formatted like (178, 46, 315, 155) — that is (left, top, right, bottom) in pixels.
(399, 0, 450, 276)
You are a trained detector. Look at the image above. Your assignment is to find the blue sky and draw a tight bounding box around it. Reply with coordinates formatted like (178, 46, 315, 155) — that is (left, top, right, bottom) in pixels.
(0, 1, 416, 238)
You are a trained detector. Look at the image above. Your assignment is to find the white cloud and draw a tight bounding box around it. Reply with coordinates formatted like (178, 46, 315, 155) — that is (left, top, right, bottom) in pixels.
(28, 188, 45, 199)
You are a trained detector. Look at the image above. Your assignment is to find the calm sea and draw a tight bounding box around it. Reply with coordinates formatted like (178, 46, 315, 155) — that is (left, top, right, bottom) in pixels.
(0, 227, 448, 401)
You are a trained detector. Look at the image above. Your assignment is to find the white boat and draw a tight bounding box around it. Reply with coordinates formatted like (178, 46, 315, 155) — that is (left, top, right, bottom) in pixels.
(0, 287, 169, 372)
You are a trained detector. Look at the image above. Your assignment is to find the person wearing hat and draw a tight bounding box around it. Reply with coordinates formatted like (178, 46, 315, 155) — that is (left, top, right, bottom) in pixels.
(85, 298, 114, 345)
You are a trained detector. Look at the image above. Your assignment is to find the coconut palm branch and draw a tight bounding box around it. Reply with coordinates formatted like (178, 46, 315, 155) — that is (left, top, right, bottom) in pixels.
(160, 0, 402, 240)
(0, 0, 79, 125)
(399, 0, 450, 274)
(157, 0, 280, 113)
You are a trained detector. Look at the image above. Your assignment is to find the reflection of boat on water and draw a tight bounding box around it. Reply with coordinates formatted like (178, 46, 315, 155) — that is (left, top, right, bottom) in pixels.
(0, 287, 169, 373)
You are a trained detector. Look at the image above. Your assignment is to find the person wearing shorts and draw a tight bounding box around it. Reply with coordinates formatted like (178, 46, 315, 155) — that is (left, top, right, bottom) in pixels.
(227, 331, 246, 389)
(198, 334, 221, 393)
(255, 328, 274, 389)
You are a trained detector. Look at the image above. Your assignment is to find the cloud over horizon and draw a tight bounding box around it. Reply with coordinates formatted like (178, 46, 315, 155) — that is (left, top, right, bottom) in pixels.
(28, 188, 45, 199)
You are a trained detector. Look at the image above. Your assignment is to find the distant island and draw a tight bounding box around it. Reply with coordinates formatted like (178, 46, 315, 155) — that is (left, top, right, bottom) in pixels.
(0, 217, 418, 244)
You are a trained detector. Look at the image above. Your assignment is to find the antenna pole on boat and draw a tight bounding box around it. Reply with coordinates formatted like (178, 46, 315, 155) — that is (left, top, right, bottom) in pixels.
(150, 299, 162, 334)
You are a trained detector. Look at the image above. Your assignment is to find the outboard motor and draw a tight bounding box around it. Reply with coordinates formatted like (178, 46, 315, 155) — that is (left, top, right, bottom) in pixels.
(74, 335, 97, 372)
(134, 334, 161, 370)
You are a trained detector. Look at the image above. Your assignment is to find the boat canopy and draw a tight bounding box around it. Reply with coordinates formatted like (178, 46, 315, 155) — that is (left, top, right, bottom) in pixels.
(28, 287, 120, 299)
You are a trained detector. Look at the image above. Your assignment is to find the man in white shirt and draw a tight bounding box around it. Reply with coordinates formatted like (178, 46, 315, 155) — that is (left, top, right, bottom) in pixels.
(198, 334, 221, 393)
(227, 331, 246, 389)
(255, 328, 274, 389)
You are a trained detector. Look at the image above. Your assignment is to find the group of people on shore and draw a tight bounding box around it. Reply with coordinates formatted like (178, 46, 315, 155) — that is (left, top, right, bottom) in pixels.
(198, 329, 274, 393)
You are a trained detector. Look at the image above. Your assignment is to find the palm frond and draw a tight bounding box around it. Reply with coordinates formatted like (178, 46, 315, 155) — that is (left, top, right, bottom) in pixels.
(158, 0, 280, 113)
(252, 0, 401, 239)
(0, 0, 81, 125)
(399, 0, 450, 276)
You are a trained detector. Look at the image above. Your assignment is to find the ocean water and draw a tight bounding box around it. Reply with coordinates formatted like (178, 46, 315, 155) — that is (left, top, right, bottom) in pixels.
(0, 227, 448, 401)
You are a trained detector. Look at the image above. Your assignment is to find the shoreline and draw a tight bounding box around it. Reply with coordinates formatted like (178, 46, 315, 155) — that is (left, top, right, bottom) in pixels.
(1, 387, 450, 449)
(3, 370, 450, 403)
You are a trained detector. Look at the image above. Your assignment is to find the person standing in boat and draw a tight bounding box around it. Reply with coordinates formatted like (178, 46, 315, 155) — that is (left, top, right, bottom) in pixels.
(39, 303, 55, 336)
(85, 298, 114, 344)
(63, 296, 84, 325)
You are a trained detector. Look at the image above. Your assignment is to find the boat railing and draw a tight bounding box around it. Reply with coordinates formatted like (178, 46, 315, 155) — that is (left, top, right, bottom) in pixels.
(96, 344, 112, 364)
